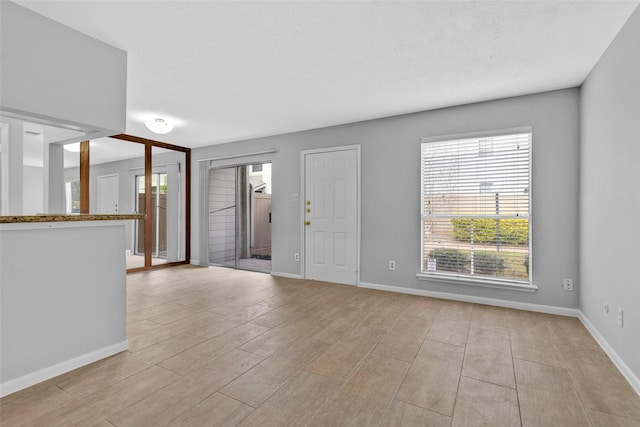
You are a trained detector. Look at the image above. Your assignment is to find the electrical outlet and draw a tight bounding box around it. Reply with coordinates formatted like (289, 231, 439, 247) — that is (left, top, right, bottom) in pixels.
(125, 249, 131, 257)
(389, 260, 396, 271)
(562, 278, 574, 291)
(294, 253, 300, 262)
(292, 193, 299, 202)
(618, 308, 624, 327)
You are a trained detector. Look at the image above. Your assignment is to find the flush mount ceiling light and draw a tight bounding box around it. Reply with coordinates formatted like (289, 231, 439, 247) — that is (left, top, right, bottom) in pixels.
(145, 117, 174, 134)
(64, 142, 81, 152)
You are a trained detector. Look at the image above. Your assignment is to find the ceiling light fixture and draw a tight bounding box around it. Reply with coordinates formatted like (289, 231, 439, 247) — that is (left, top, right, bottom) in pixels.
(64, 142, 81, 152)
(145, 117, 174, 134)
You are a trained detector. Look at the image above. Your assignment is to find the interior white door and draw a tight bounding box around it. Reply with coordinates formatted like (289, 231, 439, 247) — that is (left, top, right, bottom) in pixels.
(97, 174, 119, 214)
(304, 148, 358, 285)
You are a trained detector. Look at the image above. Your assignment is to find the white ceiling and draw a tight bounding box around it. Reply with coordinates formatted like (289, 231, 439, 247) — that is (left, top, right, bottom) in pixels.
(61, 138, 148, 168)
(22, 134, 152, 168)
(16, 0, 639, 149)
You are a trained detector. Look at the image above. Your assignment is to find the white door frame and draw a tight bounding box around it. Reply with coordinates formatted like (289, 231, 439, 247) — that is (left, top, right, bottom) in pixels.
(300, 145, 361, 284)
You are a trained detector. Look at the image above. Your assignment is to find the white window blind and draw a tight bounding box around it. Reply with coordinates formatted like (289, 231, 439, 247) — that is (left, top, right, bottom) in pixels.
(421, 132, 531, 284)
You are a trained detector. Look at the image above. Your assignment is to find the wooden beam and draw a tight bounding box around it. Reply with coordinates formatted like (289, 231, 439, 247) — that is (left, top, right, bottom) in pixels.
(144, 143, 152, 269)
(111, 134, 192, 272)
(79, 141, 90, 214)
(111, 134, 190, 152)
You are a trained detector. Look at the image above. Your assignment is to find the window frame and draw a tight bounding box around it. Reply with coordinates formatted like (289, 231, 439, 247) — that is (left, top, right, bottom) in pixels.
(417, 127, 536, 292)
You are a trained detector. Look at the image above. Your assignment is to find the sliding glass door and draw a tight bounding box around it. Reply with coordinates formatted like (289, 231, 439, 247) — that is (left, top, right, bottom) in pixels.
(135, 172, 168, 261)
(208, 163, 271, 273)
(209, 166, 237, 268)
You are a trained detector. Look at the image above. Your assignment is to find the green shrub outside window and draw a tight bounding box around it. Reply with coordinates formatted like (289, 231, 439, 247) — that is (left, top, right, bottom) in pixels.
(451, 218, 528, 245)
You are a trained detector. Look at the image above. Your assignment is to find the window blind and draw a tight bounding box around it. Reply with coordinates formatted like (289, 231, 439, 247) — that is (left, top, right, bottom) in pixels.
(421, 132, 531, 283)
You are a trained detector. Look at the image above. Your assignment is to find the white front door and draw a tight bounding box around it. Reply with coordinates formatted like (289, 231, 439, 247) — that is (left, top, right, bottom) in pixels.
(303, 147, 359, 285)
(97, 174, 119, 214)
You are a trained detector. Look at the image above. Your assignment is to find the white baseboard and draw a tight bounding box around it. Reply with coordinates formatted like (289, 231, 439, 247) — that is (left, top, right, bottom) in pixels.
(358, 281, 579, 317)
(271, 271, 302, 279)
(0, 340, 129, 398)
(578, 312, 640, 395)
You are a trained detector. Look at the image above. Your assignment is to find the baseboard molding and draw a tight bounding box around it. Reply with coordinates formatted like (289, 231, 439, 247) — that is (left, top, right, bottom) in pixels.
(578, 312, 640, 395)
(358, 281, 579, 317)
(270, 271, 302, 279)
(0, 340, 129, 398)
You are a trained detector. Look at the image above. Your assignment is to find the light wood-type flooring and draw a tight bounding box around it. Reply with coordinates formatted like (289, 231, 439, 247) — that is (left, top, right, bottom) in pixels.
(2, 265, 639, 426)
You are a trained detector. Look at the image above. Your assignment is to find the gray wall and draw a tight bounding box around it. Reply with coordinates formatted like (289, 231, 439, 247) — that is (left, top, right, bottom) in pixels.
(192, 88, 580, 309)
(0, 1, 126, 134)
(1, 222, 126, 388)
(580, 7, 640, 382)
(22, 165, 43, 215)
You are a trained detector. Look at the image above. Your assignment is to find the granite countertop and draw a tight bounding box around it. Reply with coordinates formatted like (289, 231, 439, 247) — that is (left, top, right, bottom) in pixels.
(0, 214, 146, 223)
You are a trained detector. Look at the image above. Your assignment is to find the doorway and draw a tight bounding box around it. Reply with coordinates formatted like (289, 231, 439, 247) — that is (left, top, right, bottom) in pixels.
(302, 146, 360, 285)
(208, 163, 272, 273)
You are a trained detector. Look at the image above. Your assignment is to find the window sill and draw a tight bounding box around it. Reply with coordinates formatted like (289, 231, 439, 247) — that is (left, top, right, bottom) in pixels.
(416, 273, 538, 292)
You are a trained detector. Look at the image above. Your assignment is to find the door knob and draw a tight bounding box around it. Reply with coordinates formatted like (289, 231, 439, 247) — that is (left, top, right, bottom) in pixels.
(306, 200, 311, 206)
(306, 208, 311, 213)
(305, 221, 311, 226)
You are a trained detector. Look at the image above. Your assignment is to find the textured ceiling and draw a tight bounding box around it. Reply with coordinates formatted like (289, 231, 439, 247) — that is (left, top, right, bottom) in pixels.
(15, 1, 640, 148)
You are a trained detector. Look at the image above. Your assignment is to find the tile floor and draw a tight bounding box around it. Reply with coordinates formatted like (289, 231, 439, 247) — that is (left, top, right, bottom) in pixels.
(126, 255, 168, 270)
(1, 265, 639, 426)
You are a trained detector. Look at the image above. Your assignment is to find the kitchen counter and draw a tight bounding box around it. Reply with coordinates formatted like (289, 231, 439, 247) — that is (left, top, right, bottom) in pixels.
(0, 213, 145, 223)
(0, 218, 135, 396)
